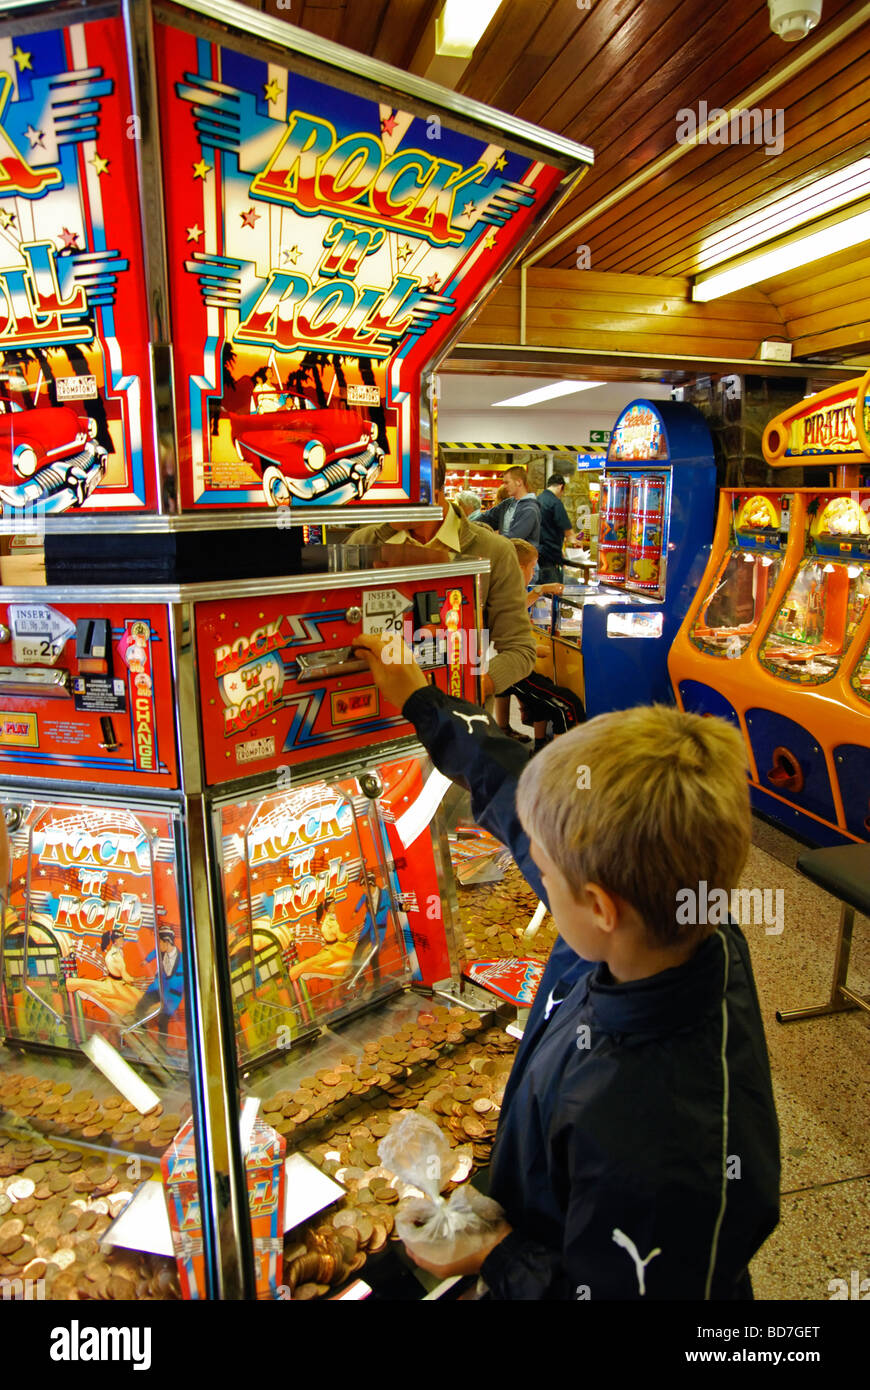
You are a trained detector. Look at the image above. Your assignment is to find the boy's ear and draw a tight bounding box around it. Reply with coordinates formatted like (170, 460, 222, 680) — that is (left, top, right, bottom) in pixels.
(584, 882, 620, 936)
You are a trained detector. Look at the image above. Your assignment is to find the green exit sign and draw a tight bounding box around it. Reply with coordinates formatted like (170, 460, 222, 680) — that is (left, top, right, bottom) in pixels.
(590, 430, 610, 444)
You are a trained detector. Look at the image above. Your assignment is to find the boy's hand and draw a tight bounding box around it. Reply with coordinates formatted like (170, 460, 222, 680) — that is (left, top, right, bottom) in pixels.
(404, 1223, 511, 1279)
(352, 632, 428, 712)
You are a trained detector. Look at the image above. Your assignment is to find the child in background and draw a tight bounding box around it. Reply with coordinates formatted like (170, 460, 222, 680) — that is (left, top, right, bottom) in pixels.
(494, 538, 585, 752)
(352, 633, 780, 1300)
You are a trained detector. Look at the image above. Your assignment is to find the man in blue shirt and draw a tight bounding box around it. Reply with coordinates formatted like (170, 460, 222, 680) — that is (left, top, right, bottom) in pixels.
(537, 475, 575, 583)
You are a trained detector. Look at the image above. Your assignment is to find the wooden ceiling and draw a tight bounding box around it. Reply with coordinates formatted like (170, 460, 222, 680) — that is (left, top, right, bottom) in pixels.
(242, 0, 870, 361)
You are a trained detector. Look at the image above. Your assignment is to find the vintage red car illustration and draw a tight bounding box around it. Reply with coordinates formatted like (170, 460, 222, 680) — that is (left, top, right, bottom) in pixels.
(0, 398, 107, 513)
(228, 389, 384, 506)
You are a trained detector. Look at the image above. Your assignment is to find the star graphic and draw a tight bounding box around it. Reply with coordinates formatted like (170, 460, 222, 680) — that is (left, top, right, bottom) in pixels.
(59, 227, 80, 249)
(89, 152, 109, 176)
(424, 273, 440, 292)
(281, 244, 301, 264)
(192, 159, 211, 180)
(24, 124, 44, 149)
(240, 206, 260, 228)
(462, 200, 476, 220)
(381, 111, 398, 136)
(484, 232, 497, 250)
(186, 224, 203, 242)
(263, 78, 283, 103)
(396, 241, 412, 265)
(495, 154, 507, 172)
(12, 46, 32, 71)
(0, 209, 15, 230)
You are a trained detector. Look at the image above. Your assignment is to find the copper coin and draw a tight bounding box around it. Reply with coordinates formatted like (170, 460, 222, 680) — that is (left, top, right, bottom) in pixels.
(108, 1273, 136, 1299)
(84, 1257, 110, 1285)
(7, 1243, 35, 1266)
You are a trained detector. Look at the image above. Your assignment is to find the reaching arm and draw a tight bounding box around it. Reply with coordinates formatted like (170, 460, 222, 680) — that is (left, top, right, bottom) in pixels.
(351, 635, 544, 899)
(484, 536, 538, 693)
(478, 502, 503, 531)
(508, 500, 540, 542)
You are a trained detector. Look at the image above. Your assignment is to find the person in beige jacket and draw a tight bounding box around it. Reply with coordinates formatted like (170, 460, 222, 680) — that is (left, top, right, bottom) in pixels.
(347, 459, 536, 697)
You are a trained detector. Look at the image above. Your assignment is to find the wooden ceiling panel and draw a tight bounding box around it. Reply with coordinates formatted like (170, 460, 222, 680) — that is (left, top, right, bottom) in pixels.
(531, 0, 860, 265)
(579, 73, 870, 276)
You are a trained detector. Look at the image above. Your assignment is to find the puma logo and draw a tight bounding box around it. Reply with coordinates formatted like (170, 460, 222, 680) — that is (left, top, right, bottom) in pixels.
(453, 712, 488, 734)
(612, 1228, 661, 1296)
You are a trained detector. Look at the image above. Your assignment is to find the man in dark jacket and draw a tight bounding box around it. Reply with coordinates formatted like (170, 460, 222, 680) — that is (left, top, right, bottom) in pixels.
(479, 465, 541, 547)
(352, 634, 781, 1300)
(537, 474, 575, 583)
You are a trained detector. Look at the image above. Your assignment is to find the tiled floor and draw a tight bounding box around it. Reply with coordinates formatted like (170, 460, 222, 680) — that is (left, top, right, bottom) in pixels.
(737, 835, 870, 1300)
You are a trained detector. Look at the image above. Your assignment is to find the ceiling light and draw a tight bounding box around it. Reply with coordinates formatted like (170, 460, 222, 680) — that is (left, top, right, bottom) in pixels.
(491, 380, 604, 408)
(692, 207, 870, 301)
(698, 157, 870, 271)
(436, 0, 502, 57)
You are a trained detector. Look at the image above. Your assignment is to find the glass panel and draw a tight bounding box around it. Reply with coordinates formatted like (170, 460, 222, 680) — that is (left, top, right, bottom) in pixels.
(690, 550, 783, 658)
(218, 778, 415, 1070)
(850, 633, 870, 704)
(606, 611, 664, 639)
(556, 600, 583, 637)
(759, 560, 870, 684)
(0, 794, 209, 1301)
(213, 753, 469, 1300)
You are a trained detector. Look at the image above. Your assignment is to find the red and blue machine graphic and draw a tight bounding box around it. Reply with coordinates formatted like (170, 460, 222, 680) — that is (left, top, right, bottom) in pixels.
(0, 16, 157, 515)
(154, 23, 567, 510)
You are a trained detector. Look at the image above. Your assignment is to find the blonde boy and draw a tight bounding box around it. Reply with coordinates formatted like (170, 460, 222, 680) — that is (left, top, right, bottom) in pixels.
(353, 634, 780, 1299)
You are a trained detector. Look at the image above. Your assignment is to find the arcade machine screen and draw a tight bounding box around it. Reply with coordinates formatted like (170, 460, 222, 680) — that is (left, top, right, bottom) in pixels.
(690, 493, 787, 658)
(214, 757, 450, 1070)
(759, 495, 870, 684)
(1, 798, 186, 1070)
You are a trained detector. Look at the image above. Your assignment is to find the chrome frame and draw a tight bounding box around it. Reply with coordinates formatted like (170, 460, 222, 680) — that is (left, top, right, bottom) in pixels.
(0, 559, 485, 1298)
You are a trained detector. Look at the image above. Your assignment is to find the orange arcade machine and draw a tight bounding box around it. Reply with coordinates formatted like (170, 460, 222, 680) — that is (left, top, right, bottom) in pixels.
(669, 374, 870, 846)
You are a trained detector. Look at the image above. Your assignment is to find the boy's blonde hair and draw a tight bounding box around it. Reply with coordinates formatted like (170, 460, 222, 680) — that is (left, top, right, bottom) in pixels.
(516, 705, 751, 948)
(510, 537, 538, 568)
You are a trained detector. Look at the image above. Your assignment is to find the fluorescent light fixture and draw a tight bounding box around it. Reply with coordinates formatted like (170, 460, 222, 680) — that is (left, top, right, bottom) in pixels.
(692, 208, 870, 301)
(436, 0, 502, 56)
(698, 158, 870, 271)
(491, 380, 604, 408)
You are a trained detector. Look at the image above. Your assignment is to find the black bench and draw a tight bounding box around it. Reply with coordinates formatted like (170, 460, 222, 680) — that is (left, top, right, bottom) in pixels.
(776, 843, 870, 1024)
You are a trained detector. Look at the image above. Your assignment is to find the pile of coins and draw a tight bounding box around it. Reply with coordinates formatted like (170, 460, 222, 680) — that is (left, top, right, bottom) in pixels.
(0, 1130, 180, 1300)
(277, 1013, 519, 1298)
(282, 1221, 372, 1299)
(0, 1071, 188, 1155)
(459, 862, 557, 963)
(259, 1005, 487, 1144)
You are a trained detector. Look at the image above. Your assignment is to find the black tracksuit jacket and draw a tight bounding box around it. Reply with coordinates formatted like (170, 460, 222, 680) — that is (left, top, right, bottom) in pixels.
(403, 686, 781, 1300)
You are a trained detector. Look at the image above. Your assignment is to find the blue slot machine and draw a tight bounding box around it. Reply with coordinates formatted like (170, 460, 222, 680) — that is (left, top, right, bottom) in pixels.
(578, 400, 716, 715)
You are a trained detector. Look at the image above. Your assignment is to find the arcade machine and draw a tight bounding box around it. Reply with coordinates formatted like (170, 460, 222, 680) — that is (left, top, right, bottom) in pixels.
(667, 487, 800, 727)
(670, 374, 870, 846)
(0, 0, 593, 1299)
(553, 400, 716, 716)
